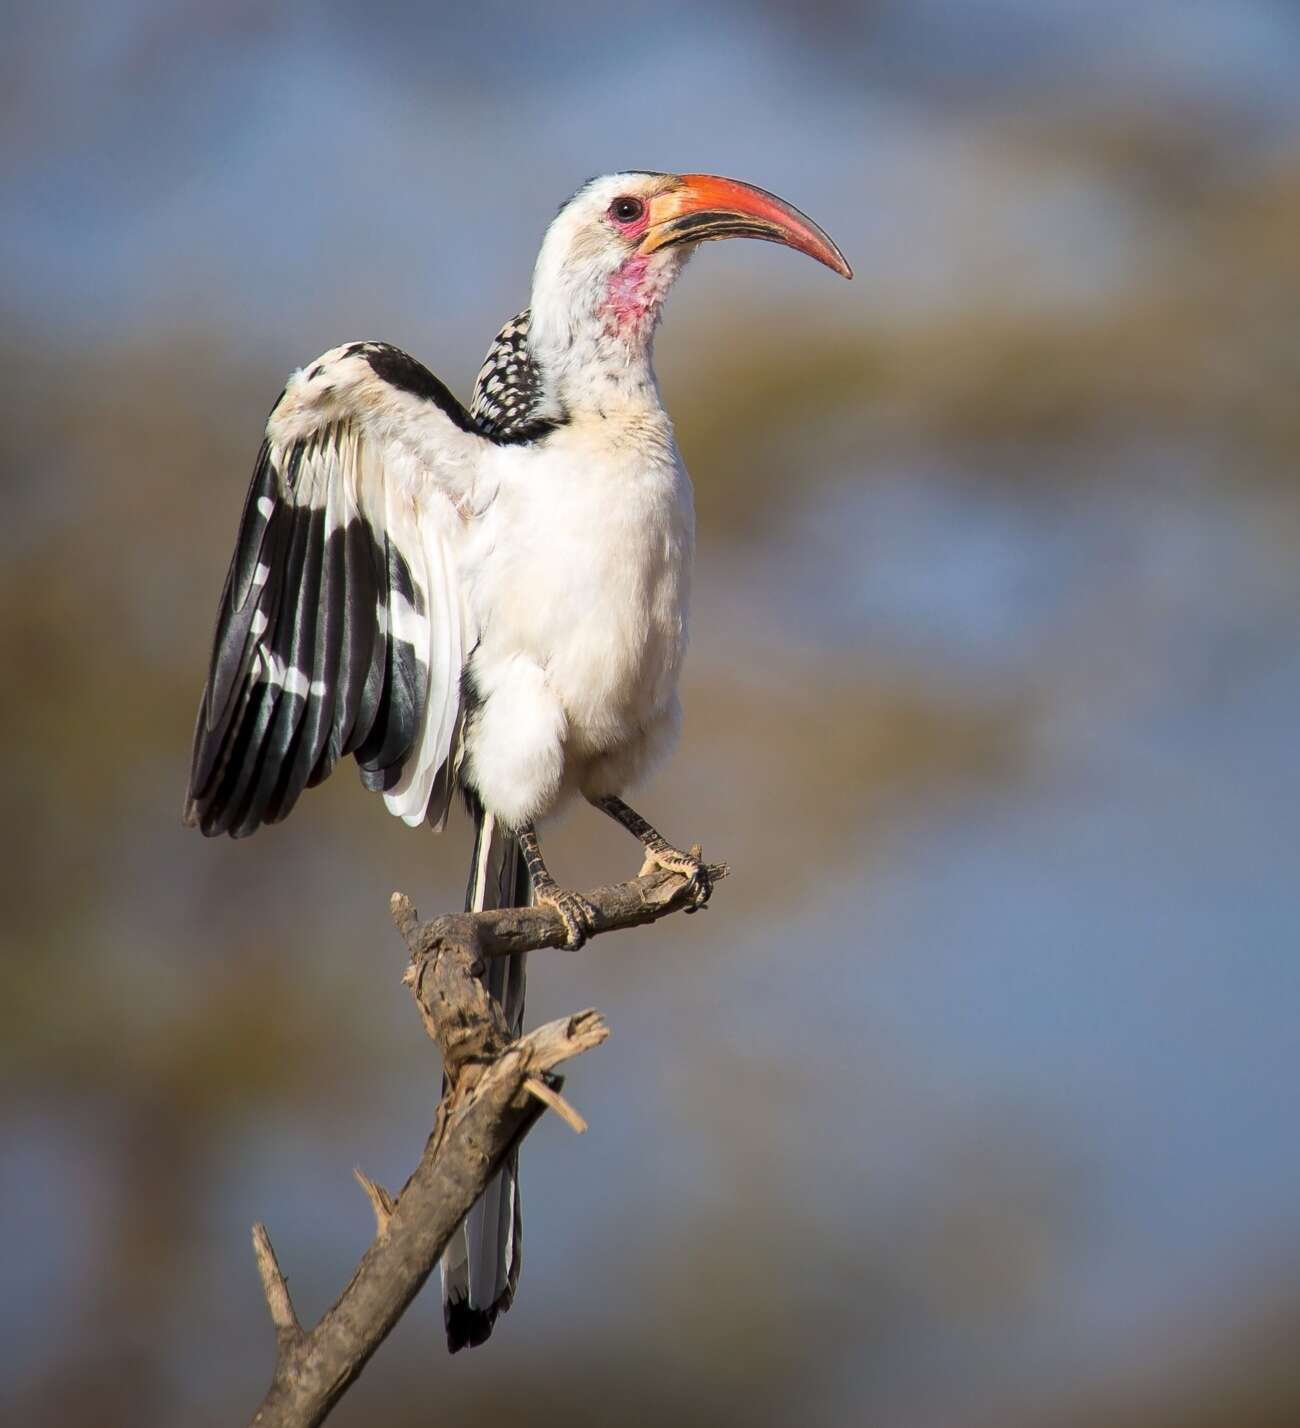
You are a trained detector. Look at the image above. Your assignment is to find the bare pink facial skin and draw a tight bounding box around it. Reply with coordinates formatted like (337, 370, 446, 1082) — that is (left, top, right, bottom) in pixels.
(601, 254, 659, 339)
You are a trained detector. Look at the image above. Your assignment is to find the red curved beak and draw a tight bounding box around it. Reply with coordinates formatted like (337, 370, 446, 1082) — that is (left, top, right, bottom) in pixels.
(641, 173, 852, 280)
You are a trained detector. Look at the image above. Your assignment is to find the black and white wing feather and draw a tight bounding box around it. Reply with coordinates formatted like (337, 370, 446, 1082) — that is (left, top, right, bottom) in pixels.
(184, 342, 485, 838)
(469, 309, 548, 437)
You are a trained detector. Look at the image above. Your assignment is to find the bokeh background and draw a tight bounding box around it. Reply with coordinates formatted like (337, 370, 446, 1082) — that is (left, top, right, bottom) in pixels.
(3, 2, 1299, 1424)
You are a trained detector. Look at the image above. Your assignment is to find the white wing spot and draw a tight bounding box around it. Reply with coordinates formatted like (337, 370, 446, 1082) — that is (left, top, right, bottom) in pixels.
(253, 649, 313, 699)
(257, 496, 274, 519)
(389, 589, 428, 647)
(282, 666, 311, 699)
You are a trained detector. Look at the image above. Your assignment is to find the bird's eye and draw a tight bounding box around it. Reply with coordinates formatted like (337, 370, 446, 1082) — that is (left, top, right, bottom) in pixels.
(610, 196, 645, 224)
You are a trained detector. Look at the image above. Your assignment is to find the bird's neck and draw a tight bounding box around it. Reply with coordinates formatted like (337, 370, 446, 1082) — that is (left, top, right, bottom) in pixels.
(527, 255, 680, 421)
(530, 323, 661, 421)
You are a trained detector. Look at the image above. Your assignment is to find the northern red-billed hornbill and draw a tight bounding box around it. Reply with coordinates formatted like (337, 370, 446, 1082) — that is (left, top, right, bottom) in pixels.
(184, 172, 850, 1350)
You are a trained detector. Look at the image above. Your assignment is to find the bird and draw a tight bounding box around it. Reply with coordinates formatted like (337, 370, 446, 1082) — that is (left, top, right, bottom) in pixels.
(183, 170, 851, 1351)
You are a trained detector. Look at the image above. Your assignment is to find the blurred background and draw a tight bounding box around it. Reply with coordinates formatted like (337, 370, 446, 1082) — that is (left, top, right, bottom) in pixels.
(3, 2, 1299, 1424)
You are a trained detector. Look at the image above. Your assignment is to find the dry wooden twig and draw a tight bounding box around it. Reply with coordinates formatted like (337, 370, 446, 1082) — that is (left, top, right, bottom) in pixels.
(247, 859, 727, 1428)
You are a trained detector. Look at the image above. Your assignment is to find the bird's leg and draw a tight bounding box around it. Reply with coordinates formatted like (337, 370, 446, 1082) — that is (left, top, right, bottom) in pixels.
(517, 822, 597, 949)
(591, 795, 712, 911)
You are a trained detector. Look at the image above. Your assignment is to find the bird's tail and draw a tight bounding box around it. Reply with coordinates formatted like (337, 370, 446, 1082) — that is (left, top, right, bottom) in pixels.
(440, 805, 530, 1351)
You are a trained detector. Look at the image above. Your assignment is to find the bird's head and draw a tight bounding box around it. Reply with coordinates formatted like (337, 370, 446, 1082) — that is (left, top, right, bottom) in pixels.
(528, 171, 851, 364)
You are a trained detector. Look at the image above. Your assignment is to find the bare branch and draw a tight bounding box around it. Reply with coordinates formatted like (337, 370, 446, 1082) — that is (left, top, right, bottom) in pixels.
(398, 860, 729, 969)
(246, 863, 710, 1428)
(352, 1169, 396, 1237)
(252, 1223, 303, 1353)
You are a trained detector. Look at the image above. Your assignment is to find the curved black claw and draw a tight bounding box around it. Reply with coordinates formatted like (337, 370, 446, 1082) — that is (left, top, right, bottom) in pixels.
(642, 845, 712, 912)
(537, 887, 598, 949)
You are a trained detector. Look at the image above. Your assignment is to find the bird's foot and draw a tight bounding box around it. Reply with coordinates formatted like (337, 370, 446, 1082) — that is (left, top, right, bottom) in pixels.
(535, 886, 598, 949)
(639, 842, 713, 912)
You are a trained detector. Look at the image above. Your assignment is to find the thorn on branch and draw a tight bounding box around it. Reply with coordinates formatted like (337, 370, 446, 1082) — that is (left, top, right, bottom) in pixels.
(390, 891, 420, 946)
(354, 1168, 397, 1236)
(252, 1222, 304, 1355)
(524, 1075, 588, 1134)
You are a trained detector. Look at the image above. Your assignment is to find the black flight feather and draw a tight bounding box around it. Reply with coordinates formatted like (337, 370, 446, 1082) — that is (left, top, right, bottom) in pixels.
(354, 533, 425, 786)
(329, 518, 382, 763)
(242, 493, 321, 825)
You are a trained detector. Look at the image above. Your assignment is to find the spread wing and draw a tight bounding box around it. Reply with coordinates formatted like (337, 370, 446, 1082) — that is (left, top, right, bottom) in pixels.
(184, 341, 489, 838)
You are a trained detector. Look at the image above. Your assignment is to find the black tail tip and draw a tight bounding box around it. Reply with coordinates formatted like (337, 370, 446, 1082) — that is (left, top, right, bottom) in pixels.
(444, 1300, 499, 1353)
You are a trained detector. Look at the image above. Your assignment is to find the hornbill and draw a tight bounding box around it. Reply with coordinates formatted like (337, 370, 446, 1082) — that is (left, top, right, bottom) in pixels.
(183, 171, 851, 1350)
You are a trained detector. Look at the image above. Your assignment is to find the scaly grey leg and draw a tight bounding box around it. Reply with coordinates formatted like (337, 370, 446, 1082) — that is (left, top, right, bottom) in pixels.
(517, 822, 597, 948)
(591, 795, 712, 910)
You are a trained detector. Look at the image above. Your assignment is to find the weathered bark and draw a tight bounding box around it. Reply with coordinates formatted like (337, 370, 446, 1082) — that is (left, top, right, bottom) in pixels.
(247, 859, 727, 1428)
